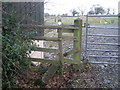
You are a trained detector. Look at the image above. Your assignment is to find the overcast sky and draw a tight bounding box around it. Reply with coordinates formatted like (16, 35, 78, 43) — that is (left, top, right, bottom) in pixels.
(44, 0, 120, 15)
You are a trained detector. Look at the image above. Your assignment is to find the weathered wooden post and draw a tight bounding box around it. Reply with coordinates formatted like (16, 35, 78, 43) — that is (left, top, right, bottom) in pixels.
(58, 28, 63, 74)
(42, 28, 63, 83)
(73, 18, 82, 69)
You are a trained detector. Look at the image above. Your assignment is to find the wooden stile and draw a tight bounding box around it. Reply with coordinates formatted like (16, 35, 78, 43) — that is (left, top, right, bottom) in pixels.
(22, 19, 82, 84)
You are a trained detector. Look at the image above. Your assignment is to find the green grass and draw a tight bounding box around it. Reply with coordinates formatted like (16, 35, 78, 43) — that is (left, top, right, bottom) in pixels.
(45, 16, 118, 25)
(87, 17, 118, 25)
(61, 17, 79, 24)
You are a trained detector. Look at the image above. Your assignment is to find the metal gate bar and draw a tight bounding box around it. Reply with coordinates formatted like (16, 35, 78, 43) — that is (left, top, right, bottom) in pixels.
(89, 61, 120, 65)
(89, 26, 119, 29)
(87, 49, 119, 52)
(88, 34, 120, 37)
(86, 55, 118, 58)
(87, 42, 120, 46)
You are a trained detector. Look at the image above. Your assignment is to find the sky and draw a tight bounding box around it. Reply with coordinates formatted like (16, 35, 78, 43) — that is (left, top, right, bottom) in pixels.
(44, 0, 120, 15)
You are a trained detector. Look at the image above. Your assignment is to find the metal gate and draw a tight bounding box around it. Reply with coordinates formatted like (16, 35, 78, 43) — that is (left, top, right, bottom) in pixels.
(85, 15, 120, 65)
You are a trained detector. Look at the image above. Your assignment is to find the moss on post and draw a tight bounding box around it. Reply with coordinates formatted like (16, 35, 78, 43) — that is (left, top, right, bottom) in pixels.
(73, 18, 82, 70)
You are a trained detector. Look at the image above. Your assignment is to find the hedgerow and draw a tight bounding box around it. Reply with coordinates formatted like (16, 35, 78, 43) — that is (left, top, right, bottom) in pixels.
(2, 4, 36, 89)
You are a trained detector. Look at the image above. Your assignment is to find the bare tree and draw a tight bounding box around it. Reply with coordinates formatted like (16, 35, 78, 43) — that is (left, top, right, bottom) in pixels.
(112, 9, 115, 15)
(106, 8, 110, 15)
(78, 6, 86, 16)
(70, 9, 79, 16)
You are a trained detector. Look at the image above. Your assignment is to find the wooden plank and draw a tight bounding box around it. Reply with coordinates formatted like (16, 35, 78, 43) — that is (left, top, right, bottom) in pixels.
(32, 36, 59, 41)
(63, 49, 79, 57)
(42, 62, 60, 84)
(62, 29, 74, 33)
(63, 50, 73, 57)
(63, 58, 77, 64)
(20, 24, 79, 30)
(28, 58, 58, 63)
(33, 47, 59, 53)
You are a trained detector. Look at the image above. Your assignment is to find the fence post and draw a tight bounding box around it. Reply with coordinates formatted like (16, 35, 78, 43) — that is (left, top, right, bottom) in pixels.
(73, 18, 82, 69)
(58, 28, 63, 74)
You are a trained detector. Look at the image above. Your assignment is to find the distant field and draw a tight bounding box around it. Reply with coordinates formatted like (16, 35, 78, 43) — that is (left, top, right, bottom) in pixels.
(45, 16, 78, 24)
(45, 16, 118, 25)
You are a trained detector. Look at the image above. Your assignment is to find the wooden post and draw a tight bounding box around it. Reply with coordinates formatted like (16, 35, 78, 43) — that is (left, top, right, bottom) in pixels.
(58, 29, 63, 74)
(73, 18, 82, 69)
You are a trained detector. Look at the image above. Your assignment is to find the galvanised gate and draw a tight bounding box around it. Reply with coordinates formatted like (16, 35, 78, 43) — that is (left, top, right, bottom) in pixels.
(85, 15, 120, 65)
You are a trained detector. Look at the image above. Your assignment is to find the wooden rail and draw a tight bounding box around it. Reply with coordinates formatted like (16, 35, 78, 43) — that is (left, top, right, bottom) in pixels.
(21, 19, 82, 84)
(32, 47, 59, 53)
(20, 24, 79, 30)
(31, 36, 60, 41)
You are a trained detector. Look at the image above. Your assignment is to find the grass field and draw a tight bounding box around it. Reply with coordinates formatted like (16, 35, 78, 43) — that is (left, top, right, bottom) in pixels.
(45, 16, 118, 25)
